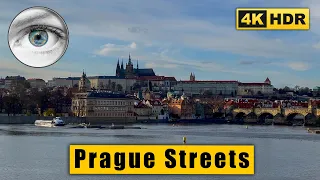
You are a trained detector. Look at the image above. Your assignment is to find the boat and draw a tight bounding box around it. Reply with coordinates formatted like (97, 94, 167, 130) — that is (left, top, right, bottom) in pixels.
(35, 117, 65, 127)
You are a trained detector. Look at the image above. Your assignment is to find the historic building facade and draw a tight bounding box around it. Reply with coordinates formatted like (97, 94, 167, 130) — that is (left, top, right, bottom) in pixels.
(71, 91, 135, 118)
(174, 73, 238, 96)
(27, 78, 46, 88)
(238, 78, 274, 96)
(116, 54, 156, 78)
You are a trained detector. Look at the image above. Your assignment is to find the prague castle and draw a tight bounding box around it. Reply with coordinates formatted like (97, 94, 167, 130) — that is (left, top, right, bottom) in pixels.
(115, 54, 155, 78)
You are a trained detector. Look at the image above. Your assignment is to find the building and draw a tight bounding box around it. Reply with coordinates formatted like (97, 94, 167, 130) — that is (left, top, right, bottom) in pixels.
(167, 94, 194, 119)
(136, 76, 177, 92)
(47, 77, 80, 88)
(71, 91, 135, 119)
(238, 78, 274, 96)
(116, 54, 155, 78)
(78, 71, 91, 92)
(174, 73, 238, 96)
(88, 76, 136, 92)
(4, 75, 26, 89)
(27, 78, 46, 88)
(0, 78, 4, 89)
(134, 101, 152, 116)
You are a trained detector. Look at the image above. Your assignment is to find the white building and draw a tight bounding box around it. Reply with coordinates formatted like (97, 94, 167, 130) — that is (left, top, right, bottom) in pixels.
(174, 73, 238, 96)
(238, 78, 274, 95)
(47, 77, 80, 88)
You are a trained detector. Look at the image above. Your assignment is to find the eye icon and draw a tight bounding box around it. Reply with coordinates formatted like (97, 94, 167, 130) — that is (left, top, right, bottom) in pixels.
(8, 6, 69, 68)
(29, 30, 48, 47)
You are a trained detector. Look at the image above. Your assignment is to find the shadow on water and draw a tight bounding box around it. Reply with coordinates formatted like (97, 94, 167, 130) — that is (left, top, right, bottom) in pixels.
(0, 128, 159, 139)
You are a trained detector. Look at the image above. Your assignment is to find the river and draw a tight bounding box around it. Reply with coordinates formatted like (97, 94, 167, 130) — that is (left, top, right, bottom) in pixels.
(0, 124, 319, 180)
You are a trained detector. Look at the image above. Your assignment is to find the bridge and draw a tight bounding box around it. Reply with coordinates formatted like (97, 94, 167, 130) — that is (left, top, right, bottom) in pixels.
(230, 106, 319, 125)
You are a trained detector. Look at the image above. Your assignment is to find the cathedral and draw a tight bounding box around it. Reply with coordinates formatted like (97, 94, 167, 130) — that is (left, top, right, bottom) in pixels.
(116, 54, 155, 78)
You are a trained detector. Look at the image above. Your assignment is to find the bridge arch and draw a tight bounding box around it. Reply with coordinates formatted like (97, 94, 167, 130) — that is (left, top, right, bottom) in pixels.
(246, 112, 257, 119)
(258, 112, 274, 124)
(305, 113, 317, 125)
(286, 113, 305, 125)
(305, 113, 316, 120)
(235, 112, 246, 119)
(234, 112, 246, 124)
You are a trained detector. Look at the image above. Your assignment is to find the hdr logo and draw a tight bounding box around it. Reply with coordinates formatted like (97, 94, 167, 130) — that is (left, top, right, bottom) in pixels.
(236, 8, 310, 30)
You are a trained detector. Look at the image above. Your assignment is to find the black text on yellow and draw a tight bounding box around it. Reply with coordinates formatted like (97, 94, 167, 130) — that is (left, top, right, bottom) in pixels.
(236, 8, 310, 30)
(69, 145, 255, 174)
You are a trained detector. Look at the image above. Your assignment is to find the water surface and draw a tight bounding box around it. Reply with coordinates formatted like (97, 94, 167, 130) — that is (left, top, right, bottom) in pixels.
(0, 124, 319, 180)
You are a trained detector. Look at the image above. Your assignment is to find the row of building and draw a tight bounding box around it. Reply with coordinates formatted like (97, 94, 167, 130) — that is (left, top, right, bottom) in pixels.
(71, 89, 320, 120)
(1, 55, 276, 96)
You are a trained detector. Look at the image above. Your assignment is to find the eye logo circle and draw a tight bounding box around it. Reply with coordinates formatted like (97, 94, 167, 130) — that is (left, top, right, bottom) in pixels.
(29, 30, 48, 47)
(7, 6, 69, 68)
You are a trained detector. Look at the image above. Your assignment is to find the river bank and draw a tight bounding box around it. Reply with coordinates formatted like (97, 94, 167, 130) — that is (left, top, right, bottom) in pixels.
(0, 115, 319, 127)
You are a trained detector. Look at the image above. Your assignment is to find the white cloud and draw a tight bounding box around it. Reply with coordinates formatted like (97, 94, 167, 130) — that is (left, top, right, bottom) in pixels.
(288, 62, 310, 71)
(94, 42, 137, 56)
(65, 0, 318, 60)
(313, 42, 320, 49)
(145, 62, 178, 69)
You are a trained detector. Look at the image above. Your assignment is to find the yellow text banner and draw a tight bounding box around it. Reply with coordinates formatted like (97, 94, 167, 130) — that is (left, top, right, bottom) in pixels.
(69, 145, 254, 175)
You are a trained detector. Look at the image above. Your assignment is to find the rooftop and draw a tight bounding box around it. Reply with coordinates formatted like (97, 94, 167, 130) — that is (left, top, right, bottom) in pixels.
(87, 91, 131, 99)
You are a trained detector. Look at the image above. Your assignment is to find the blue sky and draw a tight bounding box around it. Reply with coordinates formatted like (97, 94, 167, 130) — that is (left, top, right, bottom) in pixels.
(0, 0, 319, 88)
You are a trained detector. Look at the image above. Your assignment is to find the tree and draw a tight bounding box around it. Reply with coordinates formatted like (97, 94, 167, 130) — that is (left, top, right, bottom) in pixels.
(111, 82, 116, 91)
(99, 82, 104, 89)
(116, 84, 123, 92)
(43, 109, 55, 116)
(160, 109, 164, 115)
(148, 81, 153, 91)
(203, 90, 213, 97)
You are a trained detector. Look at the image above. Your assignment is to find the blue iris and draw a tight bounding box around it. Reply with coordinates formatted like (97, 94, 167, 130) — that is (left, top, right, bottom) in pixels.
(29, 30, 48, 47)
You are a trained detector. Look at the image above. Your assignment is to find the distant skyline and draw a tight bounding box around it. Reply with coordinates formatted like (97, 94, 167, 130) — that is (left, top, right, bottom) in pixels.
(0, 0, 319, 88)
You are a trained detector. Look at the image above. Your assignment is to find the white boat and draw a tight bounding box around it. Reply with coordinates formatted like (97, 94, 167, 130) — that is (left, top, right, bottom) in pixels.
(35, 117, 65, 127)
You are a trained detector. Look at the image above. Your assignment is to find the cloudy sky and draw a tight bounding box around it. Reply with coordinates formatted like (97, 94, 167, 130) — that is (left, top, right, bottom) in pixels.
(0, 0, 319, 88)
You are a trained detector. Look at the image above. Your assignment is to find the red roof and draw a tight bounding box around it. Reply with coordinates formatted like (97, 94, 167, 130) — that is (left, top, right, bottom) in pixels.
(265, 77, 271, 82)
(239, 83, 271, 86)
(164, 77, 177, 81)
(137, 76, 165, 81)
(180, 80, 238, 83)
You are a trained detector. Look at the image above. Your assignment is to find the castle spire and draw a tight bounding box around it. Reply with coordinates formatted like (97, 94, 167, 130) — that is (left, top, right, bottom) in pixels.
(117, 59, 120, 68)
(128, 53, 132, 65)
(121, 59, 124, 69)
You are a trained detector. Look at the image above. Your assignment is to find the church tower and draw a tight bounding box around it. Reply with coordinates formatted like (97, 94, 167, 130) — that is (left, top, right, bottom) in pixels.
(79, 70, 90, 92)
(116, 59, 121, 77)
(125, 53, 134, 78)
(190, 72, 195, 81)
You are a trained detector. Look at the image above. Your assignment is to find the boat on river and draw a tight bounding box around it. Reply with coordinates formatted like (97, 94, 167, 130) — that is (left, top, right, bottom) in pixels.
(34, 117, 65, 127)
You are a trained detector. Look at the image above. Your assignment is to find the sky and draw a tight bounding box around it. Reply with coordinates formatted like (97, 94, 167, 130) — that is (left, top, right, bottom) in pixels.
(0, 0, 319, 88)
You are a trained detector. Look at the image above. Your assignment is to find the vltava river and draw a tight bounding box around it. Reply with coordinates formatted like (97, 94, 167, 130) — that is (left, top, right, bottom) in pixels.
(0, 124, 319, 180)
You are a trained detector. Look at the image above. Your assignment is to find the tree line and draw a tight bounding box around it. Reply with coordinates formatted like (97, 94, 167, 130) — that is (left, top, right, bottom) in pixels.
(0, 81, 73, 116)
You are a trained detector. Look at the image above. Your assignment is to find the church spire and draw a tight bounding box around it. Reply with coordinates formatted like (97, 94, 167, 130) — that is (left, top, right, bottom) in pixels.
(117, 59, 120, 68)
(137, 60, 139, 69)
(121, 59, 124, 69)
(128, 53, 132, 65)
